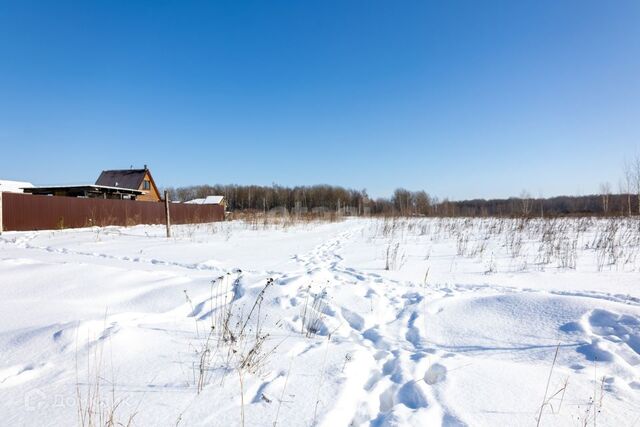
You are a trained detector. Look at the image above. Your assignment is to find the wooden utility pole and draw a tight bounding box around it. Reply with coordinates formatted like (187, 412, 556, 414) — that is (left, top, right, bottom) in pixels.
(164, 190, 171, 238)
(0, 192, 3, 235)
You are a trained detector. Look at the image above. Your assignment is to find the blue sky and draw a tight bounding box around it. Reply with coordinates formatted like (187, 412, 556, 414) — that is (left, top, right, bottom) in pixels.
(1, 1, 638, 199)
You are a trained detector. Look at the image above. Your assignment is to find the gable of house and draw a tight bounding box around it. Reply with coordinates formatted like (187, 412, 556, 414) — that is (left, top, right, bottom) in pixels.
(95, 168, 161, 202)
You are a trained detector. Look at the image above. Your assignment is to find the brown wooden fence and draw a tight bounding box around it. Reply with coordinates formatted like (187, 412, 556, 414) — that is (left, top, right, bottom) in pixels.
(0, 192, 224, 231)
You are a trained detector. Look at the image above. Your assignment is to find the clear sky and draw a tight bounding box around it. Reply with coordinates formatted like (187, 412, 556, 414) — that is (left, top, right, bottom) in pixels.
(1, 1, 639, 200)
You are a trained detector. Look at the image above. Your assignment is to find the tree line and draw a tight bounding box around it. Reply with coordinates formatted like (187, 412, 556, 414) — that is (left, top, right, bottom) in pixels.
(165, 183, 640, 217)
(165, 184, 370, 213)
(164, 155, 640, 217)
(435, 194, 639, 217)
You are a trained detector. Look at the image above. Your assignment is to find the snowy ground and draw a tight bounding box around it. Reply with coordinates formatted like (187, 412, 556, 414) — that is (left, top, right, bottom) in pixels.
(1, 217, 640, 426)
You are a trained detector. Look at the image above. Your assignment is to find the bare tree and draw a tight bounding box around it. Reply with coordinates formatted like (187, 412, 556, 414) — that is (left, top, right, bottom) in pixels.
(624, 161, 634, 216)
(520, 190, 532, 217)
(414, 191, 431, 216)
(599, 182, 611, 215)
(633, 155, 640, 215)
(392, 188, 413, 215)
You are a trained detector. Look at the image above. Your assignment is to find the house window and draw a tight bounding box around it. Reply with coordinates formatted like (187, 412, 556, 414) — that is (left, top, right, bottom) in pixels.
(143, 180, 150, 190)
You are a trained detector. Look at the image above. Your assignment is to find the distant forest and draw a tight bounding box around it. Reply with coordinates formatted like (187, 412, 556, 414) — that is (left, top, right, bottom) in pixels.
(165, 184, 640, 217)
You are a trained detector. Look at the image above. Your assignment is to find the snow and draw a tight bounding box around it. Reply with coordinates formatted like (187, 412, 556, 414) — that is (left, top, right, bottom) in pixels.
(0, 179, 33, 193)
(1, 217, 639, 426)
(184, 195, 225, 205)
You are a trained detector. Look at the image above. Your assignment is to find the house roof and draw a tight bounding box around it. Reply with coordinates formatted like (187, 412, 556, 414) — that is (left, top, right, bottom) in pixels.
(24, 185, 143, 195)
(184, 195, 225, 205)
(0, 180, 34, 193)
(95, 169, 148, 190)
(204, 195, 224, 204)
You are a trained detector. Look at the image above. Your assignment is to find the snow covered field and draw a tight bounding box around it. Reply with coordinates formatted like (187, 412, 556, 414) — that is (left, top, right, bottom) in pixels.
(1, 217, 640, 426)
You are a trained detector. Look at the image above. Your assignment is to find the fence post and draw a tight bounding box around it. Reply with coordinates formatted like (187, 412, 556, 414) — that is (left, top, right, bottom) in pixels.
(0, 192, 3, 235)
(164, 190, 171, 238)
